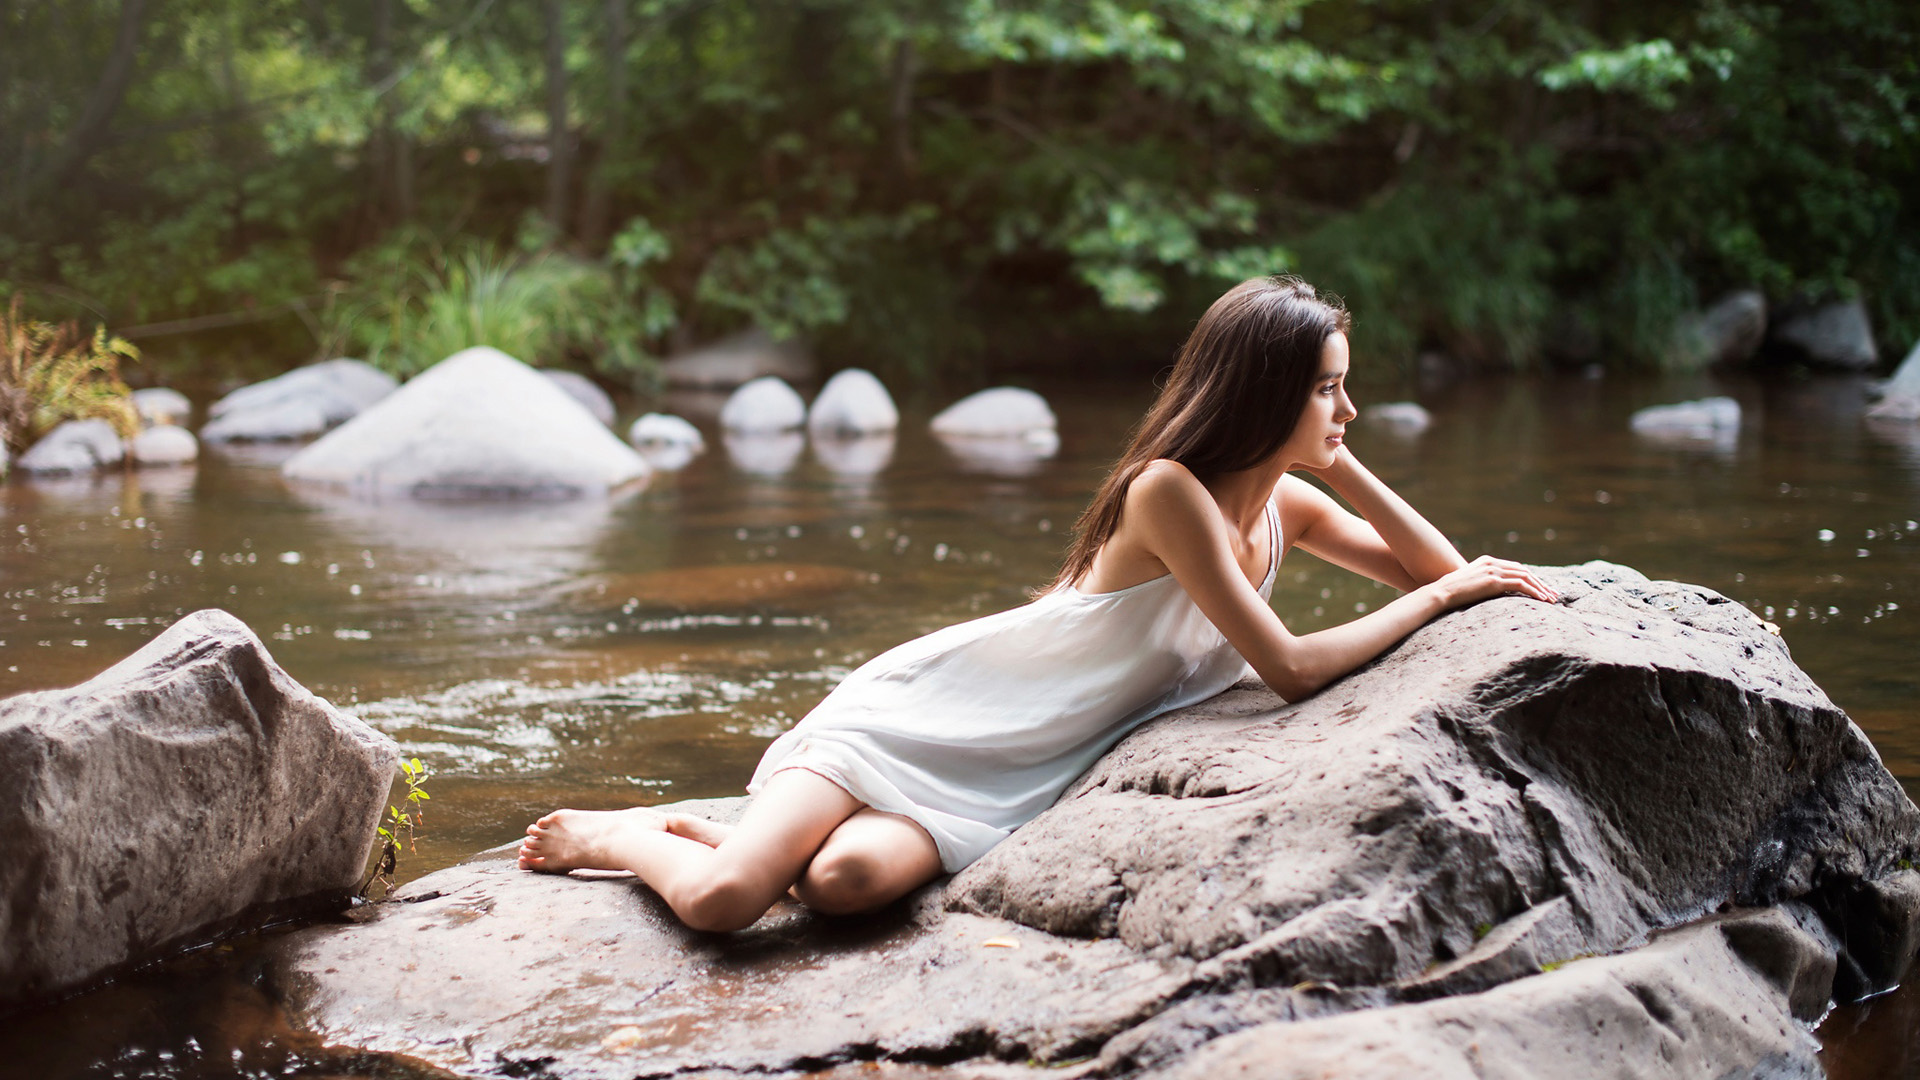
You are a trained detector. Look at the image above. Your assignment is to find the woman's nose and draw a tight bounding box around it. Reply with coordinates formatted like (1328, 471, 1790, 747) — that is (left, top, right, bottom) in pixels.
(1336, 391, 1358, 422)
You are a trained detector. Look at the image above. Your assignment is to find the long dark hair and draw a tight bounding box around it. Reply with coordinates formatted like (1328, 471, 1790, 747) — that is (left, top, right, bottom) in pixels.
(1051, 275, 1351, 591)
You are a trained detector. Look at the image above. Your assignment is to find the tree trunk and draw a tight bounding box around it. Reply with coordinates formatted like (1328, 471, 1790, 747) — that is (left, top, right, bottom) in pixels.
(888, 37, 918, 183)
(29, 0, 152, 195)
(543, 0, 571, 238)
(366, 0, 413, 225)
(580, 0, 629, 250)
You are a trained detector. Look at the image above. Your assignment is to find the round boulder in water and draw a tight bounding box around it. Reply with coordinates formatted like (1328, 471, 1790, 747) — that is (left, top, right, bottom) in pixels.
(282, 347, 649, 499)
(16, 418, 125, 475)
(930, 387, 1055, 437)
(808, 369, 898, 436)
(130, 425, 198, 467)
(201, 359, 397, 443)
(720, 377, 806, 433)
(628, 413, 706, 471)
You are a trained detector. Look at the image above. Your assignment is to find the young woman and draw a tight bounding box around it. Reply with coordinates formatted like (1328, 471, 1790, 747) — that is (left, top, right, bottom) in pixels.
(519, 276, 1558, 931)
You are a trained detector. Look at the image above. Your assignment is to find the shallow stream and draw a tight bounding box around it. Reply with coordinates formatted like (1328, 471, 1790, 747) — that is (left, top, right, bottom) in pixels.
(2, 369, 1917, 1076)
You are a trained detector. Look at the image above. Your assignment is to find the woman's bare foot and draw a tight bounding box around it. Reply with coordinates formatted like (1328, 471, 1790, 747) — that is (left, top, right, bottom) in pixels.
(517, 806, 667, 873)
(665, 813, 733, 848)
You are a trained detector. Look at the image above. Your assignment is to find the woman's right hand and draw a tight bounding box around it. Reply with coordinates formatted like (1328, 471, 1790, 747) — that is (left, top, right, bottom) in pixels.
(1422, 555, 1560, 611)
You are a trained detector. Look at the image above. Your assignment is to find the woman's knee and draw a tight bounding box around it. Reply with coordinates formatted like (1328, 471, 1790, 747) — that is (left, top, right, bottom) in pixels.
(795, 846, 893, 915)
(675, 870, 774, 932)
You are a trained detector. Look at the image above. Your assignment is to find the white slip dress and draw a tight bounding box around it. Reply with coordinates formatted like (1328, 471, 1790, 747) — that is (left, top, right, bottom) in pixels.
(748, 497, 1280, 873)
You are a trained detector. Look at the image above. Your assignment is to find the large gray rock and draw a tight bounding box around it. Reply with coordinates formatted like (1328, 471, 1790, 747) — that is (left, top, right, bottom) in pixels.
(952, 562, 1915, 988)
(1132, 905, 1842, 1079)
(0, 610, 396, 1005)
(15, 418, 125, 475)
(201, 359, 397, 442)
(282, 347, 650, 499)
(660, 328, 813, 388)
(266, 562, 1920, 1078)
(1775, 298, 1879, 370)
(1673, 290, 1768, 369)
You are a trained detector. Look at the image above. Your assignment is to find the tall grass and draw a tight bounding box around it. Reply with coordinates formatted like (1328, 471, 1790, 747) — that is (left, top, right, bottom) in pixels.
(327, 242, 659, 380)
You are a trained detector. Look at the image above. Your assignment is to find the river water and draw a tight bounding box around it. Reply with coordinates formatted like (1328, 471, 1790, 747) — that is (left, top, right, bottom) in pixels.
(1, 369, 1916, 1076)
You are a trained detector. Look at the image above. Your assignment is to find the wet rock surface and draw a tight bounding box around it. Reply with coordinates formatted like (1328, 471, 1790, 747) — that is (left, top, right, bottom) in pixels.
(0, 610, 397, 1005)
(269, 562, 1920, 1077)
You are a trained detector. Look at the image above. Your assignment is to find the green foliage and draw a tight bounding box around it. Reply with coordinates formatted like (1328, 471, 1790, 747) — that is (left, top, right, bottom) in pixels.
(1, 0, 1914, 381)
(360, 756, 432, 901)
(328, 236, 669, 379)
(0, 296, 140, 457)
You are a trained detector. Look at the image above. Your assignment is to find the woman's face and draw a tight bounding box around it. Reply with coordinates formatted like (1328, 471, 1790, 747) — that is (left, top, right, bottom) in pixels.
(1279, 331, 1357, 469)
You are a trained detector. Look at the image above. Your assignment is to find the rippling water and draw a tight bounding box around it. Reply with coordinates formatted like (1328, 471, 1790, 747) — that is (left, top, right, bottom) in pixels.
(2, 369, 1916, 1076)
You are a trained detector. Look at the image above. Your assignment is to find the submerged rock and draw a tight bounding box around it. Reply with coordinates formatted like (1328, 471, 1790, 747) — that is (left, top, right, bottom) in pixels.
(1360, 401, 1433, 434)
(1630, 396, 1741, 442)
(543, 370, 616, 427)
(282, 347, 649, 499)
(15, 418, 125, 475)
(0, 610, 396, 1006)
(268, 563, 1919, 1078)
(661, 329, 814, 389)
(201, 359, 396, 443)
(808, 369, 898, 436)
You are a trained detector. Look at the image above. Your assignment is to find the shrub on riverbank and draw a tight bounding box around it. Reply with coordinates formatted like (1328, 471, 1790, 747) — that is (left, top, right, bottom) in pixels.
(0, 296, 139, 458)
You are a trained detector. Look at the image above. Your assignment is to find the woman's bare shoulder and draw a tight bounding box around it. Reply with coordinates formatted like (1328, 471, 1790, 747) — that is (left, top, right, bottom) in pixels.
(1132, 458, 1207, 500)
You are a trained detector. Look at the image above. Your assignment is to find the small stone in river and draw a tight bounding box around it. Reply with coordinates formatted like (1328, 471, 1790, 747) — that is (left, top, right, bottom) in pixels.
(720, 377, 806, 433)
(1361, 401, 1432, 434)
(628, 413, 704, 451)
(132, 387, 192, 428)
(130, 425, 198, 467)
(1630, 397, 1740, 440)
(807, 369, 898, 436)
(931, 387, 1056, 437)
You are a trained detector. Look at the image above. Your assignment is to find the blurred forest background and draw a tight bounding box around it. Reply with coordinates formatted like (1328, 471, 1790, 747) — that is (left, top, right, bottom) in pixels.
(1, 0, 1915, 389)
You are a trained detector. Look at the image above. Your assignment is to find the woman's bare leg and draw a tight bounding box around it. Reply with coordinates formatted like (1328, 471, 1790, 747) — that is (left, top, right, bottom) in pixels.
(793, 807, 944, 915)
(518, 769, 861, 931)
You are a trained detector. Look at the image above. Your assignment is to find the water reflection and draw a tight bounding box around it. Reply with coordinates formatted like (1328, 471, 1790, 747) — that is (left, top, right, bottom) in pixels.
(934, 430, 1060, 477)
(724, 431, 805, 476)
(812, 432, 895, 477)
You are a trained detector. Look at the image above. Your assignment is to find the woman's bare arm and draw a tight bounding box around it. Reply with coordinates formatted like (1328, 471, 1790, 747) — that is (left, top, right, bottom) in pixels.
(1288, 447, 1465, 590)
(1130, 462, 1554, 702)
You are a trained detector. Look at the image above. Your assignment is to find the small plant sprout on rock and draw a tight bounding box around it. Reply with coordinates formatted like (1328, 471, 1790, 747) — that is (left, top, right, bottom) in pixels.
(360, 757, 431, 901)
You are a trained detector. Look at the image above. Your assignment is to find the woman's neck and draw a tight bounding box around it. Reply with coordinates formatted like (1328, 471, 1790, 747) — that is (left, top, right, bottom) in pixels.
(1202, 461, 1289, 526)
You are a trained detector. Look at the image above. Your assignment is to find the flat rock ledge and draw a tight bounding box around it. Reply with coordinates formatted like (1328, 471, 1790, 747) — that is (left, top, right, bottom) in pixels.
(268, 562, 1920, 1078)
